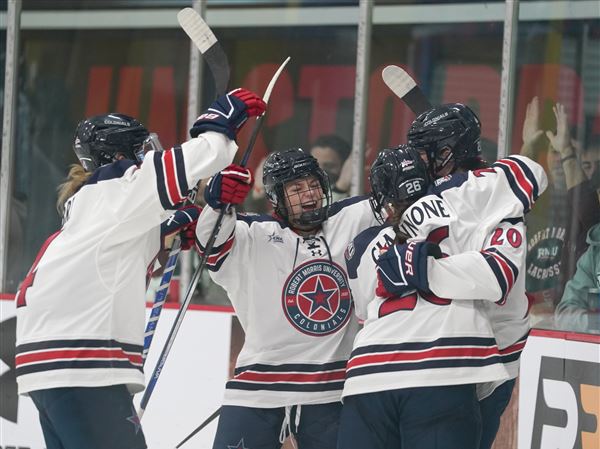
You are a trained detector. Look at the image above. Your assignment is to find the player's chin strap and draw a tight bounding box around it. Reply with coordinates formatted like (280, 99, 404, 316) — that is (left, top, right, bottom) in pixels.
(279, 405, 302, 447)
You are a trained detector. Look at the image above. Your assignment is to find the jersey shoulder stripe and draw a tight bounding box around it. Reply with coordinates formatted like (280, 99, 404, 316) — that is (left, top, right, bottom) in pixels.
(493, 157, 538, 213)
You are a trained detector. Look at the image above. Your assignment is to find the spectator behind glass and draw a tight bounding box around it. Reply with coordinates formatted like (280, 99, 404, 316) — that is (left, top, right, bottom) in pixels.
(521, 97, 600, 318)
(309, 134, 353, 201)
(555, 222, 600, 334)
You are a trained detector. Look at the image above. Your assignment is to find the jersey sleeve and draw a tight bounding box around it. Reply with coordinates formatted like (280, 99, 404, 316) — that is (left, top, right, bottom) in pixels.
(441, 155, 548, 224)
(427, 219, 526, 304)
(195, 205, 249, 272)
(115, 132, 237, 227)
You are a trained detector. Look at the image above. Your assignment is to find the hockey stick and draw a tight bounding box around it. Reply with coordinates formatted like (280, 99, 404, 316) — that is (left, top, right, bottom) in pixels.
(175, 407, 221, 448)
(139, 56, 291, 420)
(381, 65, 432, 116)
(142, 188, 197, 364)
(141, 9, 230, 365)
(178, 7, 230, 98)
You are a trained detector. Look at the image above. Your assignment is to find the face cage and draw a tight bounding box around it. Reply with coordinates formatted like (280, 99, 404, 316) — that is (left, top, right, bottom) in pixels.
(276, 175, 332, 228)
(369, 193, 386, 224)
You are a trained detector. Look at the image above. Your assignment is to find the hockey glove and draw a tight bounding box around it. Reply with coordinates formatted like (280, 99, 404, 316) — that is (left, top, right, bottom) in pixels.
(375, 241, 442, 298)
(204, 164, 253, 210)
(160, 205, 202, 250)
(189, 88, 267, 140)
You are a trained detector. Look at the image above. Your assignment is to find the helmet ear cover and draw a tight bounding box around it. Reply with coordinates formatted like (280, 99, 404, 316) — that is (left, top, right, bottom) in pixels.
(368, 145, 430, 223)
(262, 148, 332, 228)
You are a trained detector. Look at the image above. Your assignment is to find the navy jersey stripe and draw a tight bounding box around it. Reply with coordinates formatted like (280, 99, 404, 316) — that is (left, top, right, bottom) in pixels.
(349, 337, 497, 357)
(236, 212, 285, 226)
(153, 152, 172, 209)
(234, 360, 347, 375)
(16, 339, 142, 355)
(85, 160, 136, 186)
(507, 156, 539, 200)
(482, 252, 509, 302)
(493, 163, 530, 213)
(172, 146, 189, 198)
(15, 360, 143, 377)
(500, 351, 522, 364)
(345, 355, 503, 379)
(226, 380, 344, 392)
(197, 230, 234, 256)
(429, 172, 469, 195)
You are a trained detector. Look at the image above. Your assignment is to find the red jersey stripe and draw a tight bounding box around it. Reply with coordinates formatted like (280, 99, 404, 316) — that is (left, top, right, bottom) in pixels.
(347, 345, 500, 370)
(162, 150, 184, 205)
(16, 348, 142, 367)
(234, 369, 346, 383)
(498, 159, 534, 206)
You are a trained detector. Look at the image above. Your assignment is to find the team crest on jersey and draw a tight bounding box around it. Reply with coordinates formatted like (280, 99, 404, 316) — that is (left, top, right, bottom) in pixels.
(282, 260, 352, 336)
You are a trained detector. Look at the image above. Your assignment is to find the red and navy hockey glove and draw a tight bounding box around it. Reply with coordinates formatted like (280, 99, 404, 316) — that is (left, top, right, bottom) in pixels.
(189, 88, 267, 140)
(204, 164, 253, 210)
(375, 241, 442, 298)
(160, 205, 202, 250)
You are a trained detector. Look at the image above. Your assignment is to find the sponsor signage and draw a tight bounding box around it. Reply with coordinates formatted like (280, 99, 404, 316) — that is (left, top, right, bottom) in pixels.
(519, 330, 600, 449)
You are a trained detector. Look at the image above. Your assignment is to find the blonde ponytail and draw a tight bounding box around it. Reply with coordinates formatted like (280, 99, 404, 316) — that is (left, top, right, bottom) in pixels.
(56, 164, 91, 215)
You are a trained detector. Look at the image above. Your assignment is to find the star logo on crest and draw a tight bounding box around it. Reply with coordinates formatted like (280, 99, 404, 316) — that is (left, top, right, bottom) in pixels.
(300, 276, 336, 316)
(228, 439, 249, 449)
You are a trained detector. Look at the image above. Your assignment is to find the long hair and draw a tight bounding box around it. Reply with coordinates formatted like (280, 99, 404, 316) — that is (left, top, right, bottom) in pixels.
(387, 199, 413, 245)
(56, 164, 91, 215)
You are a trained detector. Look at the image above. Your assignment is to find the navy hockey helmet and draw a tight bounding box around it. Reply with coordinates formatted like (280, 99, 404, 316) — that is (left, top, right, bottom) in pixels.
(263, 148, 332, 228)
(73, 113, 153, 172)
(369, 145, 430, 223)
(407, 103, 481, 176)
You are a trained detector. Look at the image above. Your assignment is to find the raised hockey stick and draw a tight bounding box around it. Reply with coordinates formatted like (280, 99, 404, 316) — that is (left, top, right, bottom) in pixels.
(139, 56, 291, 420)
(382, 65, 432, 116)
(178, 7, 230, 98)
(141, 9, 230, 365)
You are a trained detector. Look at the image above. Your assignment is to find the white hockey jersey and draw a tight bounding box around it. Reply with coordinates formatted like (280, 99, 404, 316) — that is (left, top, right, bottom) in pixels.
(15, 132, 237, 395)
(343, 155, 547, 399)
(195, 197, 378, 408)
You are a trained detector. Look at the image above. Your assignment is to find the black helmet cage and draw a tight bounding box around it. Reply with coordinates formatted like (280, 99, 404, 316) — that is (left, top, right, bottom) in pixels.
(369, 145, 430, 224)
(263, 148, 332, 228)
(407, 103, 482, 177)
(73, 113, 151, 172)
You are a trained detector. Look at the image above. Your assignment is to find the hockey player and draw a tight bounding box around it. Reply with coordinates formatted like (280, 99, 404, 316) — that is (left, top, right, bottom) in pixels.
(405, 103, 546, 449)
(195, 148, 379, 449)
(14, 88, 266, 449)
(340, 146, 512, 449)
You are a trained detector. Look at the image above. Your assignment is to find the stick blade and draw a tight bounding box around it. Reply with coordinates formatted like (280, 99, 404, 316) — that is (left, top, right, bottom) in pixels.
(178, 8, 230, 95)
(382, 65, 432, 116)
